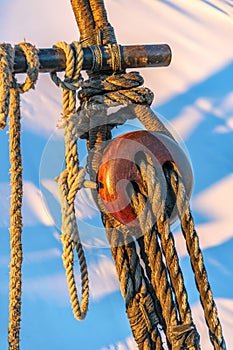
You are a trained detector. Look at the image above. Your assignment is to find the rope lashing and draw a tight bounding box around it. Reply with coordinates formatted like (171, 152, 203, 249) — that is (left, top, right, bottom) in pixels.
(87, 43, 122, 72)
(89, 45, 103, 71)
(0, 42, 39, 350)
(51, 41, 90, 320)
(107, 44, 122, 71)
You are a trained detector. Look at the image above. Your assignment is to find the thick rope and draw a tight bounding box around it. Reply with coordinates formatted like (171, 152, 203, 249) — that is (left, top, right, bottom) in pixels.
(70, 0, 97, 47)
(51, 41, 90, 320)
(0, 42, 39, 350)
(0, 44, 14, 129)
(168, 166, 226, 350)
(130, 155, 201, 349)
(105, 222, 164, 350)
(8, 82, 23, 350)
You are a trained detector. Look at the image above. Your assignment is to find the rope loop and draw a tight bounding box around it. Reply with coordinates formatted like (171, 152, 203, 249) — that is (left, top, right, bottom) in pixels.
(50, 41, 83, 91)
(15, 42, 39, 93)
(58, 165, 89, 320)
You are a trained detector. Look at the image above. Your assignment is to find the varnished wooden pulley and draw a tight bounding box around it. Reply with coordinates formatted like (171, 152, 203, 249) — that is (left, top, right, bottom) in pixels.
(97, 130, 193, 226)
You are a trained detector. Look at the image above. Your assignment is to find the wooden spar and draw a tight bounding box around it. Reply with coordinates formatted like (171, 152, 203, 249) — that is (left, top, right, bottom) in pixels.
(14, 44, 171, 73)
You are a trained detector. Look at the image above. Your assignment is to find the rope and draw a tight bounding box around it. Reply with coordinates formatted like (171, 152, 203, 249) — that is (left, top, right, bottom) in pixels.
(8, 81, 23, 350)
(51, 41, 89, 320)
(0, 42, 39, 350)
(105, 222, 164, 350)
(129, 155, 201, 349)
(70, 0, 97, 47)
(168, 165, 226, 350)
(0, 44, 14, 129)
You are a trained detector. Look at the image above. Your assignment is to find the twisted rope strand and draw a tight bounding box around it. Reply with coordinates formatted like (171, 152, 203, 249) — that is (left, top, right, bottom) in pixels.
(104, 221, 164, 350)
(131, 193, 178, 349)
(4, 42, 39, 350)
(136, 236, 166, 330)
(51, 41, 83, 119)
(0, 43, 14, 129)
(169, 167, 226, 350)
(136, 156, 193, 327)
(70, 0, 96, 47)
(8, 83, 23, 350)
(156, 211, 193, 326)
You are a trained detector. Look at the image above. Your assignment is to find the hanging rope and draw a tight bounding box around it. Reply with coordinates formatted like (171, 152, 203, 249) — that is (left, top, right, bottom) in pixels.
(168, 165, 227, 350)
(0, 42, 39, 350)
(51, 41, 90, 320)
